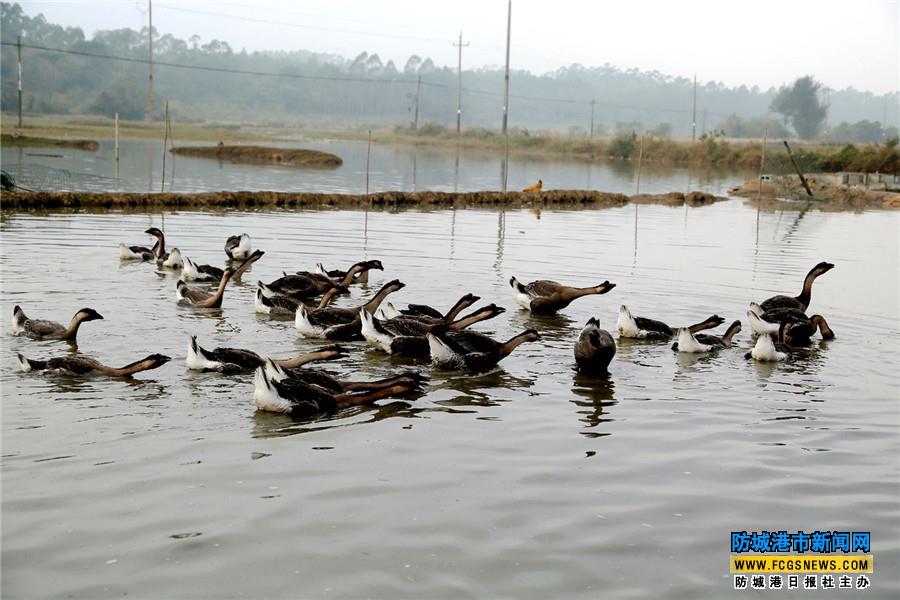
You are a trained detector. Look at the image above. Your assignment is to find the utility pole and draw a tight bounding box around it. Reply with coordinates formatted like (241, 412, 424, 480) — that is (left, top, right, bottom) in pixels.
(453, 31, 469, 135)
(589, 99, 595, 138)
(691, 73, 697, 141)
(16, 35, 22, 128)
(413, 75, 421, 133)
(501, 0, 511, 135)
(146, 0, 154, 122)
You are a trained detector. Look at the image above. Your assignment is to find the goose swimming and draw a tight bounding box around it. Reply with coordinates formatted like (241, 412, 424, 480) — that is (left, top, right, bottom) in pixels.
(18, 352, 170, 377)
(509, 276, 616, 314)
(224, 233, 252, 260)
(119, 227, 166, 261)
(12, 305, 103, 341)
(385, 293, 481, 324)
(575, 317, 616, 376)
(360, 303, 506, 356)
(256, 285, 342, 316)
(426, 327, 541, 373)
(672, 320, 742, 353)
(759, 261, 834, 312)
(176, 268, 235, 308)
(744, 320, 796, 362)
(186, 336, 348, 374)
(313, 259, 384, 286)
(266, 261, 374, 300)
(747, 303, 835, 344)
(160, 247, 183, 269)
(264, 357, 426, 395)
(295, 279, 405, 340)
(182, 249, 264, 282)
(617, 305, 725, 339)
(253, 363, 423, 417)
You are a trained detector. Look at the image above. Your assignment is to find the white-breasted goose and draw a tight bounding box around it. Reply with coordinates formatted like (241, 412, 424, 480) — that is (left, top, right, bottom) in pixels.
(183, 250, 263, 282)
(224, 233, 252, 260)
(256, 285, 342, 316)
(295, 279, 405, 340)
(264, 357, 426, 395)
(119, 227, 166, 261)
(617, 305, 725, 339)
(186, 337, 348, 374)
(426, 327, 541, 373)
(313, 259, 384, 286)
(760, 261, 834, 312)
(747, 303, 835, 344)
(672, 320, 742, 353)
(18, 352, 170, 377)
(509, 276, 616, 314)
(12, 305, 103, 341)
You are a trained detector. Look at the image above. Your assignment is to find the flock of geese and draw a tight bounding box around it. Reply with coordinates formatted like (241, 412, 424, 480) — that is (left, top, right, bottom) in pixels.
(13, 227, 836, 418)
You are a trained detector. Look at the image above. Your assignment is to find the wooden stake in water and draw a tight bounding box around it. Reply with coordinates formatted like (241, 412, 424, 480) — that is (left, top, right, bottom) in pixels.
(783, 140, 813, 197)
(635, 134, 645, 194)
(757, 127, 767, 200)
(365, 129, 372, 194)
(160, 100, 169, 192)
(16, 35, 22, 128)
(167, 109, 174, 186)
(114, 112, 120, 180)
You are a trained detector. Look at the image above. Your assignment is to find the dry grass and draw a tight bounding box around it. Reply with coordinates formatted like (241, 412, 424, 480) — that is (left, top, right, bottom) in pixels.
(169, 145, 342, 168)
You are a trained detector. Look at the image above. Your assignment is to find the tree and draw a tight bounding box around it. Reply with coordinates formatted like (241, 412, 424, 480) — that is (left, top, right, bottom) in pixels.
(770, 76, 829, 139)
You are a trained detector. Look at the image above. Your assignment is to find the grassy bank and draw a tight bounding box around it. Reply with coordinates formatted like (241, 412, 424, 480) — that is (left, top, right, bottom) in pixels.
(170, 145, 342, 168)
(1, 133, 99, 151)
(0, 189, 722, 211)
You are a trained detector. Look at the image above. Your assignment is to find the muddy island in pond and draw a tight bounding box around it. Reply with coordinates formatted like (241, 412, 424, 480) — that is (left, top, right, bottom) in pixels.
(170, 145, 343, 168)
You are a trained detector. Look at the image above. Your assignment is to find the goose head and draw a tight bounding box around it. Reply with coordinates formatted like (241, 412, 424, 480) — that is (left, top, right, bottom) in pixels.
(74, 308, 104, 322)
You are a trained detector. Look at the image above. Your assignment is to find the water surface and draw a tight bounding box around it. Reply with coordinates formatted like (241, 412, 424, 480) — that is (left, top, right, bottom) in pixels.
(1, 202, 898, 598)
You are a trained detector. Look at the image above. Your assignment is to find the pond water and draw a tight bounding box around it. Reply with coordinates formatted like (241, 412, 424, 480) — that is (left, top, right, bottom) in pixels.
(1, 201, 898, 598)
(1, 137, 748, 195)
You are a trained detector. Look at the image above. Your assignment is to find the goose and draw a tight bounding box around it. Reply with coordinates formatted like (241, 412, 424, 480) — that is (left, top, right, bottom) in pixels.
(295, 279, 405, 340)
(575, 317, 616, 376)
(760, 261, 834, 312)
(747, 303, 835, 343)
(224, 233, 252, 260)
(186, 336, 347, 374)
(119, 227, 165, 261)
(744, 321, 795, 362)
(509, 276, 616, 314)
(253, 364, 422, 417)
(426, 327, 541, 373)
(377, 303, 403, 319)
(183, 250, 264, 282)
(255, 285, 342, 316)
(361, 303, 506, 356)
(12, 305, 103, 341)
(672, 320, 742, 353)
(176, 268, 235, 308)
(265, 261, 371, 300)
(387, 293, 480, 324)
(617, 305, 725, 339)
(160, 247, 183, 269)
(264, 357, 426, 394)
(18, 352, 170, 377)
(313, 259, 384, 285)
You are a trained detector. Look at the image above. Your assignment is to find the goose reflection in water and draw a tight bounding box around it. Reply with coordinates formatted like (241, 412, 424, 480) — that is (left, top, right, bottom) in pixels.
(251, 399, 421, 439)
(571, 375, 617, 438)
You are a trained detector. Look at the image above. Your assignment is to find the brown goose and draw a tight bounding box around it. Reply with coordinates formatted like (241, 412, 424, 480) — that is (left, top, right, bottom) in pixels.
(509, 276, 616, 314)
(760, 261, 834, 312)
(254, 363, 424, 417)
(747, 303, 835, 344)
(183, 250, 264, 282)
(186, 337, 348, 374)
(12, 306, 103, 341)
(177, 268, 235, 308)
(266, 261, 376, 300)
(263, 357, 427, 395)
(18, 353, 170, 377)
(672, 320, 742, 353)
(313, 259, 384, 285)
(295, 279, 405, 340)
(427, 327, 541, 373)
(255, 284, 343, 316)
(119, 227, 165, 261)
(361, 303, 506, 356)
(617, 305, 725, 340)
(575, 317, 616, 376)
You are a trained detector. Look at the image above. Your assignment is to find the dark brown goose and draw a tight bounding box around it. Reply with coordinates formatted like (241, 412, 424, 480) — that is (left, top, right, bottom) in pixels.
(295, 279, 405, 340)
(254, 363, 424, 417)
(672, 320, 742, 353)
(177, 268, 235, 308)
(747, 303, 835, 344)
(509, 276, 616, 314)
(186, 337, 348, 374)
(255, 284, 343, 316)
(12, 306, 103, 341)
(18, 353, 171, 377)
(266, 261, 374, 300)
(384, 293, 480, 323)
(616, 305, 725, 339)
(263, 357, 426, 395)
(183, 250, 264, 282)
(313, 260, 384, 285)
(361, 303, 506, 356)
(760, 261, 834, 312)
(119, 227, 165, 261)
(427, 327, 541, 373)
(575, 317, 616, 376)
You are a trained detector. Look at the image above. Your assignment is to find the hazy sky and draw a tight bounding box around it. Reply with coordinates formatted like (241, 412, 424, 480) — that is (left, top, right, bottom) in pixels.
(17, 0, 900, 94)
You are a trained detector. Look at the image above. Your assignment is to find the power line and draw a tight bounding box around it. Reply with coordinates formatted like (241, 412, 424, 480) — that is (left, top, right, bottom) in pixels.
(1, 41, 712, 117)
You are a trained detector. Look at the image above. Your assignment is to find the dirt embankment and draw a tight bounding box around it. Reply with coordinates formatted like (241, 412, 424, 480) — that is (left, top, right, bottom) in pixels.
(730, 177, 900, 210)
(1, 134, 99, 151)
(169, 145, 342, 168)
(0, 190, 722, 211)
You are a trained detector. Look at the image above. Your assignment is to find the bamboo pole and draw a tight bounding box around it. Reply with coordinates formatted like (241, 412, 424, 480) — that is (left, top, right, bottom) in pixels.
(160, 100, 169, 192)
(757, 128, 767, 200)
(365, 129, 372, 194)
(114, 112, 120, 180)
(783, 140, 813, 197)
(635, 134, 645, 194)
